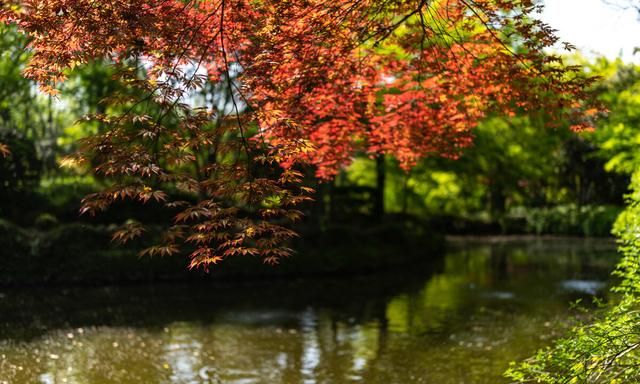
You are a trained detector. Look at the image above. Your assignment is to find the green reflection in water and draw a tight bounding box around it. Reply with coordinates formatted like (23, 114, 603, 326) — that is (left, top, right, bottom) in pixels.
(0, 238, 619, 383)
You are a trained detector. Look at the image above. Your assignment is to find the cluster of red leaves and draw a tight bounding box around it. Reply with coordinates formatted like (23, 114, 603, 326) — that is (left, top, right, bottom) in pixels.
(0, 0, 600, 267)
(0, 142, 10, 158)
(231, 0, 598, 177)
(70, 85, 311, 268)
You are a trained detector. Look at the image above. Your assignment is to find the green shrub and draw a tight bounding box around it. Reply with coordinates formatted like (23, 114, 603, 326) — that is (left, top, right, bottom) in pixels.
(34, 213, 59, 230)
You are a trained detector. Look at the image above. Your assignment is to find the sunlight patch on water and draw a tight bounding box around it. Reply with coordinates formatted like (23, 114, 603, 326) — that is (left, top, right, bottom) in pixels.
(300, 308, 320, 384)
(560, 280, 606, 295)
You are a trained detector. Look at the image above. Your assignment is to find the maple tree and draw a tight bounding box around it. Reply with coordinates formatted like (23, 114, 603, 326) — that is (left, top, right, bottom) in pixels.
(0, 0, 598, 269)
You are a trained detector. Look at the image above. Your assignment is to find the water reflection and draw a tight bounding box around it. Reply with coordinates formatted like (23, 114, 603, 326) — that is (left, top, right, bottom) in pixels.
(0, 238, 618, 384)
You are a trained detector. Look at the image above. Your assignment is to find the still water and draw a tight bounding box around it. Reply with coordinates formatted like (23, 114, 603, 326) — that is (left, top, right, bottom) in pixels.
(0, 238, 619, 384)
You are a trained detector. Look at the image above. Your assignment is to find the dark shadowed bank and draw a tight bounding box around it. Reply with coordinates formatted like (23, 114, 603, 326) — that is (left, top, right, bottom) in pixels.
(0, 218, 444, 286)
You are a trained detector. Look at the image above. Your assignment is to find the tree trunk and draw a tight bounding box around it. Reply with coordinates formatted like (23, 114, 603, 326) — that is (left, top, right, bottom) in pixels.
(373, 154, 386, 220)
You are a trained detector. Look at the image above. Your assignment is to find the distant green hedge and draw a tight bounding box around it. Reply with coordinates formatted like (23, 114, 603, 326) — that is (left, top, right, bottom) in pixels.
(430, 205, 622, 237)
(507, 204, 622, 237)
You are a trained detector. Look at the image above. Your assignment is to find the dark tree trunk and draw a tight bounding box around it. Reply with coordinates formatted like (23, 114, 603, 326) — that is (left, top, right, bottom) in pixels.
(373, 154, 386, 220)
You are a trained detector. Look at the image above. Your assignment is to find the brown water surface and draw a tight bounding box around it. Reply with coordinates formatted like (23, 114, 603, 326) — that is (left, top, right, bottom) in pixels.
(0, 238, 618, 383)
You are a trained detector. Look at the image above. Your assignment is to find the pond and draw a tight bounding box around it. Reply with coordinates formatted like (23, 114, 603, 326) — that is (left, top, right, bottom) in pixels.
(0, 237, 619, 384)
